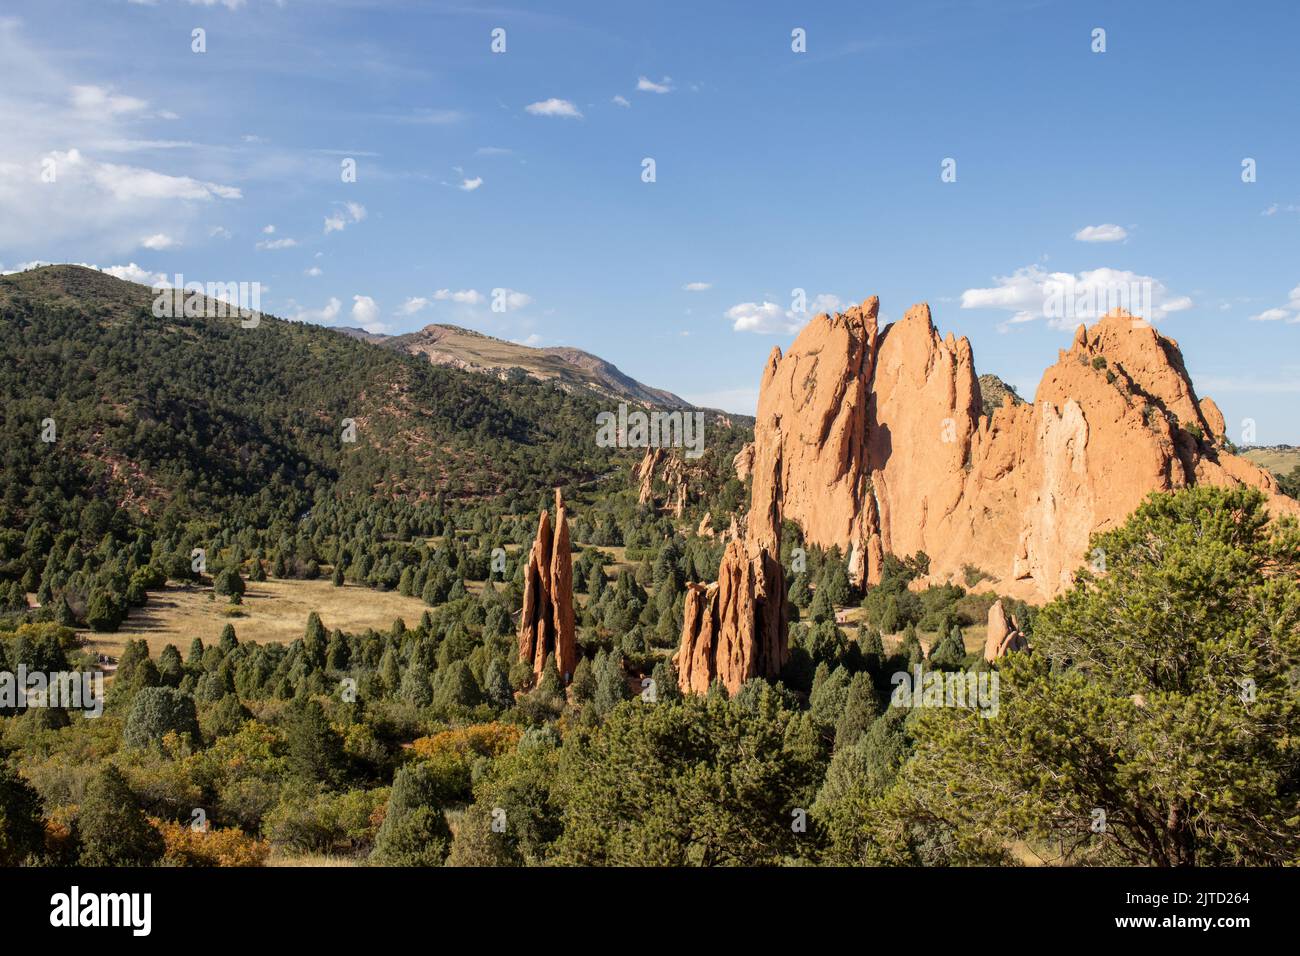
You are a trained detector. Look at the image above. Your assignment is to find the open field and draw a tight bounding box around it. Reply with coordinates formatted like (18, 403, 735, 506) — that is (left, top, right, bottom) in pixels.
(1241, 446, 1300, 476)
(82, 579, 434, 660)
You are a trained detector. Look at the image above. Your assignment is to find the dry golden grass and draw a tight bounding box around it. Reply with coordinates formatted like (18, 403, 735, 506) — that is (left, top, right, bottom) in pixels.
(1241, 446, 1300, 475)
(265, 851, 360, 867)
(84, 579, 434, 659)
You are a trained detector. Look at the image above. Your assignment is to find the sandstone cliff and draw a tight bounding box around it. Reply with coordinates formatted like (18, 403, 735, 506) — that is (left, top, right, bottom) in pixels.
(518, 489, 578, 681)
(751, 300, 1299, 602)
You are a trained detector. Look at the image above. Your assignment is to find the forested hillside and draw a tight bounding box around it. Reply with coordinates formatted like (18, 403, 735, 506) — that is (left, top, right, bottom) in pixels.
(0, 265, 745, 627)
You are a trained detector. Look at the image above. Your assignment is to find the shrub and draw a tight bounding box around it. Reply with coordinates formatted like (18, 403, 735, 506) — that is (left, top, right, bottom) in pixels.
(123, 687, 200, 752)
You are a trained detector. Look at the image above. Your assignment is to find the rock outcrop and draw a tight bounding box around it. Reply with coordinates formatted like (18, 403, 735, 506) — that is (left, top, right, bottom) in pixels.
(750, 300, 1299, 602)
(675, 441, 788, 695)
(983, 599, 1028, 661)
(518, 489, 578, 682)
(733, 442, 755, 483)
(632, 447, 692, 517)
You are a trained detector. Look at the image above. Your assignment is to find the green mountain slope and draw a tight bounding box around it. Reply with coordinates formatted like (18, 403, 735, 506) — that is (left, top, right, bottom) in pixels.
(0, 265, 618, 532)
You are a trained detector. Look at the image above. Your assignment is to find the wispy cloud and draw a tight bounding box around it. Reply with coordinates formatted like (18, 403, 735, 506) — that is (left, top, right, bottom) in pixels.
(525, 98, 583, 119)
(324, 201, 366, 234)
(1073, 223, 1128, 243)
(636, 76, 673, 94)
(1248, 284, 1300, 324)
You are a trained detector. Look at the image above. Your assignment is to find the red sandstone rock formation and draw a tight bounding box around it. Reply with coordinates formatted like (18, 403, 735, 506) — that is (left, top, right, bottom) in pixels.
(675, 438, 788, 695)
(751, 300, 1299, 602)
(983, 599, 1028, 662)
(632, 447, 692, 517)
(518, 489, 578, 681)
(733, 443, 755, 483)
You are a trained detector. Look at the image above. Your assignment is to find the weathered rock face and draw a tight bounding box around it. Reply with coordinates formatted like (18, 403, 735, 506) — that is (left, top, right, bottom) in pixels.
(675, 540, 787, 696)
(518, 489, 578, 681)
(632, 447, 692, 517)
(983, 599, 1028, 662)
(753, 301, 1300, 602)
(733, 443, 755, 483)
(675, 436, 788, 695)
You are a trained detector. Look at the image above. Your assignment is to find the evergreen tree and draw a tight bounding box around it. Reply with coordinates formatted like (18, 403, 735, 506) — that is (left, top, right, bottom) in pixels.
(433, 660, 481, 709)
(370, 763, 453, 866)
(0, 758, 45, 865)
(122, 686, 200, 751)
(284, 699, 348, 789)
(483, 658, 514, 709)
(77, 764, 164, 866)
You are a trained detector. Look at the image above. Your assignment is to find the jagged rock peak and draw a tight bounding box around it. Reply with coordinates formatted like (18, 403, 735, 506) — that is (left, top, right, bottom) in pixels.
(744, 298, 1299, 602)
(518, 488, 577, 682)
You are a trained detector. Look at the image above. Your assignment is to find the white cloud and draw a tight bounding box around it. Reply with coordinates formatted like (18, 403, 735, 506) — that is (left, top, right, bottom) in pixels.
(682, 281, 711, 291)
(474, 146, 512, 157)
(139, 233, 177, 250)
(1263, 204, 1279, 216)
(70, 84, 147, 117)
(961, 264, 1194, 329)
(637, 76, 673, 94)
(498, 289, 532, 310)
(256, 237, 297, 250)
(304, 266, 322, 277)
(291, 297, 342, 324)
(459, 176, 483, 191)
(525, 98, 583, 119)
(0, 22, 240, 257)
(433, 288, 484, 305)
(351, 295, 379, 326)
(726, 301, 793, 334)
(807, 293, 845, 315)
(725, 292, 846, 334)
(1251, 308, 1292, 322)
(513, 333, 543, 347)
(210, 226, 232, 239)
(77, 152, 241, 201)
(324, 201, 367, 234)
(398, 296, 430, 315)
(1073, 223, 1128, 243)
(612, 95, 631, 108)
(100, 262, 167, 285)
(262, 224, 276, 234)
(1247, 284, 1300, 324)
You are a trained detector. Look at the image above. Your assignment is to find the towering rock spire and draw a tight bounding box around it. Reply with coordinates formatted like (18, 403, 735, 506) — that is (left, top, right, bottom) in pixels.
(518, 489, 577, 682)
(674, 432, 788, 696)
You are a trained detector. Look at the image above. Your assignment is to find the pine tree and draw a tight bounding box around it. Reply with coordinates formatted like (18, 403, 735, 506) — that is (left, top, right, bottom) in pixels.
(370, 763, 453, 866)
(483, 658, 514, 709)
(77, 764, 164, 866)
(284, 699, 348, 788)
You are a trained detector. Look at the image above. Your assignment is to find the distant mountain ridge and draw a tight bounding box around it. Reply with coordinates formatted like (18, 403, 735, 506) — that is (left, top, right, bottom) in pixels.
(335, 322, 696, 410)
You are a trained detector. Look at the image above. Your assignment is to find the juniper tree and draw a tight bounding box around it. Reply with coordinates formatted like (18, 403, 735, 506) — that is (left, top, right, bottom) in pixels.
(77, 764, 165, 866)
(865, 486, 1300, 866)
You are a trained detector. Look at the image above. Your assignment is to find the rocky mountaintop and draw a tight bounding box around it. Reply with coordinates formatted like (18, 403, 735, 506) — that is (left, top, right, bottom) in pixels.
(344, 322, 695, 410)
(747, 297, 1299, 601)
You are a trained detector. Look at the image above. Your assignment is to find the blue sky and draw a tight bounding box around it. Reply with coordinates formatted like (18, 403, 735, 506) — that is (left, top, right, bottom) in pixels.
(2, 0, 1298, 440)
